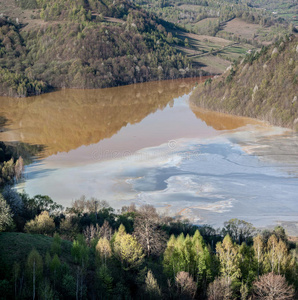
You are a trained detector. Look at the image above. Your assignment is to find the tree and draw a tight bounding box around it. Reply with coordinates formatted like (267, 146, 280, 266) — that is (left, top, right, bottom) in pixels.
(12, 262, 20, 299)
(2, 186, 23, 215)
(83, 223, 100, 246)
(113, 224, 144, 271)
(253, 235, 264, 278)
(14, 156, 24, 180)
(207, 277, 232, 300)
(97, 264, 113, 299)
(192, 230, 213, 291)
(222, 219, 255, 244)
(51, 232, 62, 256)
(253, 272, 295, 300)
(133, 205, 167, 257)
(216, 235, 241, 283)
(26, 249, 43, 300)
(25, 211, 55, 235)
(266, 235, 278, 273)
(50, 254, 61, 290)
(71, 235, 89, 300)
(275, 239, 288, 275)
(0, 195, 13, 231)
(145, 270, 161, 299)
(96, 237, 112, 265)
(175, 271, 197, 299)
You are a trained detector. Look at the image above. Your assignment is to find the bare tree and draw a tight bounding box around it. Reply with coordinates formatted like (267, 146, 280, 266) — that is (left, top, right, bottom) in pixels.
(133, 205, 167, 257)
(222, 219, 255, 244)
(175, 271, 197, 299)
(83, 224, 100, 246)
(253, 272, 295, 300)
(99, 220, 113, 240)
(207, 277, 233, 300)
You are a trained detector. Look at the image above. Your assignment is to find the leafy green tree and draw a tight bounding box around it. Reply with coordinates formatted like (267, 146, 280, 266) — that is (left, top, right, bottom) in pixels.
(96, 264, 113, 299)
(239, 242, 257, 287)
(50, 254, 61, 289)
(71, 235, 89, 300)
(113, 224, 144, 271)
(26, 249, 43, 300)
(96, 237, 112, 265)
(12, 262, 20, 299)
(216, 235, 241, 284)
(253, 235, 264, 278)
(145, 270, 161, 299)
(266, 235, 278, 273)
(163, 230, 214, 291)
(51, 232, 62, 256)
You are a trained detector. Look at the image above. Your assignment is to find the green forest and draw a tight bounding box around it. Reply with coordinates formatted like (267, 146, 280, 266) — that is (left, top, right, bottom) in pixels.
(0, 0, 296, 97)
(0, 0, 202, 97)
(0, 141, 297, 299)
(191, 35, 298, 130)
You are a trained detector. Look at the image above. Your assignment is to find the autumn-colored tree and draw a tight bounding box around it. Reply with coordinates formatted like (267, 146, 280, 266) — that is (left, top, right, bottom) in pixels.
(253, 272, 295, 300)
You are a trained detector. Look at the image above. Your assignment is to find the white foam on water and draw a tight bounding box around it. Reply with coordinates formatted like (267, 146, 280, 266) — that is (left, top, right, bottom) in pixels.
(17, 125, 298, 235)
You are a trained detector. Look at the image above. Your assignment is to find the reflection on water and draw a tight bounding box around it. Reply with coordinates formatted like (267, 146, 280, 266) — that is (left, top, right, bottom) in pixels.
(0, 78, 204, 158)
(2, 78, 297, 234)
(189, 104, 261, 131)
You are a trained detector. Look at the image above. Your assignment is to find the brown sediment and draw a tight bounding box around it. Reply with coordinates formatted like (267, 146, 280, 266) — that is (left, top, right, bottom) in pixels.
(0, 78, 202, 158)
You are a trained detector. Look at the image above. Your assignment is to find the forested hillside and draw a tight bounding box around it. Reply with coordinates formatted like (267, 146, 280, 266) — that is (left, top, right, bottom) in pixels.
(191, 35, 298, 129)
(0, 0, 199, 97)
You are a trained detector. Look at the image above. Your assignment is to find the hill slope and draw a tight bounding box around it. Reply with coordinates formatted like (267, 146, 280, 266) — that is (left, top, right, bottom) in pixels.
(190, 36, 298, 129)
(0, 0, 201, 97)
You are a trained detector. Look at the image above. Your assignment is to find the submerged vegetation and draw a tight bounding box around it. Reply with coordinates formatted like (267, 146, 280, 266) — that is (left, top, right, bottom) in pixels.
(191, 35, 298, 129)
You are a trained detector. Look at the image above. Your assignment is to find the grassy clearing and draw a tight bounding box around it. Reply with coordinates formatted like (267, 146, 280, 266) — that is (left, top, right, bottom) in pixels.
(221, 18, 265, 40)
(0, 232, 72, 276)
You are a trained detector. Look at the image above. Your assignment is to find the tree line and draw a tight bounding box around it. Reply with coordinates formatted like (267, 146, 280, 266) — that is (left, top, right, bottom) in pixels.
(0, 190, 297, 299)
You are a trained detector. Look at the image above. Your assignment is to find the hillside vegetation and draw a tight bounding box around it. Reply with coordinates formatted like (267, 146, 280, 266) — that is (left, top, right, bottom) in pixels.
(0, 0, 200, 97)
(190, 35, 298, 129)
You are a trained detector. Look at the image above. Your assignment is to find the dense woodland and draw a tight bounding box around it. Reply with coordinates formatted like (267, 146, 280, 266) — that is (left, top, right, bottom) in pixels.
(191, 35, 298, 129)
(0, 0, 296, 97)
(0, 0, 202, 97)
